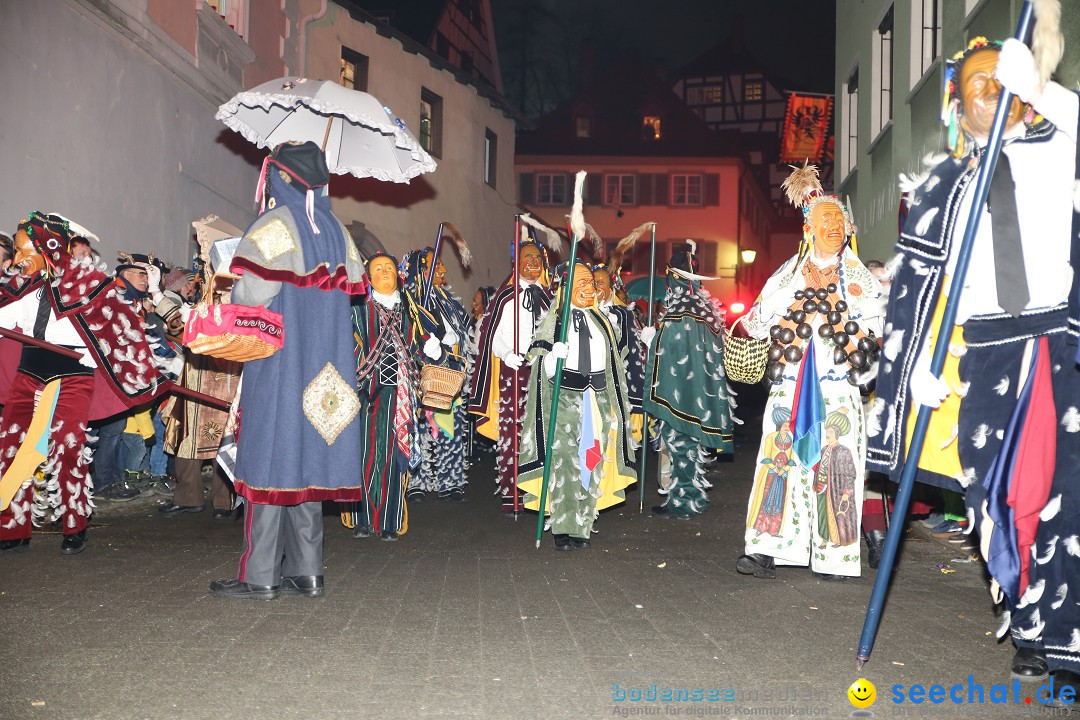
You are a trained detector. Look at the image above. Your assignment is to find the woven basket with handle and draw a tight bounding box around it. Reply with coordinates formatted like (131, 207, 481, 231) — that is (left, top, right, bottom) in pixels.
(419, 363, 466, 410)
(722, 315, 769, 384)
(183, 274, 284, 363)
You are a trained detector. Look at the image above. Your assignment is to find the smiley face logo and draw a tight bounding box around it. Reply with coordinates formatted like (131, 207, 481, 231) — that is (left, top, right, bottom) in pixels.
(848, 678, 876, 709)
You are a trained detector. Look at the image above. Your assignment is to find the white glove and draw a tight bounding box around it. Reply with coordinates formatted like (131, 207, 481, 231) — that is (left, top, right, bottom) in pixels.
(910, 351, 951, 409)
(423, 336, 442, 360)
(639, 326, 657, 347)
(758, 292, 792, 320)
(550, 341, 569, 360)
(77, 352, 96, 369)
(442, 329, 459, 347)
(139, 262, 163, 294)
(502, 352, 524, 371)
(996, 38, 1041, 105)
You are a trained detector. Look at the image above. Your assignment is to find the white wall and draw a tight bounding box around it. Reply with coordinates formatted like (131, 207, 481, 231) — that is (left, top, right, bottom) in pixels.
(306, 4, 519, 301)
(0, 0, 260, 269)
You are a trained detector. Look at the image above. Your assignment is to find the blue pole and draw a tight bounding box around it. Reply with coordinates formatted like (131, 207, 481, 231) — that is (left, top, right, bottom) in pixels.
(856, 1, 1035, 667)
(423, 222, 445, 308)
(637, 223, 658, 512)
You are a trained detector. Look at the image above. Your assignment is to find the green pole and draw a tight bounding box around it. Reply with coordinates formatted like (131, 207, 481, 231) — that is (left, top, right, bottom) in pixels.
(637, 223, 657, 512)
(534, 229, 584, 548)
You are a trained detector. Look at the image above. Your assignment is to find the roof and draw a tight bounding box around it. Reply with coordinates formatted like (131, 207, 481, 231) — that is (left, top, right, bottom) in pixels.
(674, 42, 815, 95)
(516, 56, 756, 158)
(343, 0, 446, 46)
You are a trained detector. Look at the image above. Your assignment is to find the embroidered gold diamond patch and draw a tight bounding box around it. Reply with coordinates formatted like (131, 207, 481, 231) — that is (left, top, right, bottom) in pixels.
(302, 362, 360, 445)
(249, 217, 299, 264)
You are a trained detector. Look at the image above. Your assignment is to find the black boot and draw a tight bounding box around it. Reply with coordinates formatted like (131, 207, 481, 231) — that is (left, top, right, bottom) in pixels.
(60, 529, 87, 555)
(736, 553, 776, 579)
(0, 537, 30, 553)
(864, 530, 886, 569)
(1012, 645, 1049, 679)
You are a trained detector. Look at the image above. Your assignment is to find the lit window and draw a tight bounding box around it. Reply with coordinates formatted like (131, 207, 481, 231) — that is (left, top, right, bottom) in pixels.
(419, 88, 442, 158)
(536, 174, 569, 205)
(576, 116, 592, 138)
(744, 80, 763, 101)
(642, 116, 662, 140)
(604, 175, 636, 206)
(340, 47, 368, 91)
(686, 85, 723, 105)
(671, 175, 703, 206)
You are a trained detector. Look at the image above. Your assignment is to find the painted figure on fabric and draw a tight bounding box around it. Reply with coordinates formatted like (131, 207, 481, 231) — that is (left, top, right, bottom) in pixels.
(867, 30, 1080, 689)
(642, 242, 734, 519)
(467, 237, 552, 513)
(0, 212, 171, 555)
(401, 245, 469, 502)
(517, 262, 636, 550)
(747, 406, 794, 537)
(814, 410, 858, 549)
(210, 141, 368, 600)
(736, 164, 884, 581)
(350, 252, 419, 541)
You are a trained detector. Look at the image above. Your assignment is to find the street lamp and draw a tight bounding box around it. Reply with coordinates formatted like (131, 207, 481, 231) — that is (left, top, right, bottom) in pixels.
(735, 248, 757, 296)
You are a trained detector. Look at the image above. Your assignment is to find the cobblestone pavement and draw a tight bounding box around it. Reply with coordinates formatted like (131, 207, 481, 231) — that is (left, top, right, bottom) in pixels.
(0, 422, 1053, 719)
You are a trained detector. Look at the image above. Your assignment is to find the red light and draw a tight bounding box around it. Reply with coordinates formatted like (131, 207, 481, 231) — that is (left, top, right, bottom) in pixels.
(730, 302, 745, 314)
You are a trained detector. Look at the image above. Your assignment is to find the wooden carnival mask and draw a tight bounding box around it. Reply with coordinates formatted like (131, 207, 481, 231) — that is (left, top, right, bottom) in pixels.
(422, 250, 447, 287)
(518, 244, 543, 283)
(592, 268, 613, 303)
(570, 265, 595, 309)
(958, 48, 1026, 140)
(13, 229, 45, 276)
(368, 256, 399, 295)
(808, 201, 847, 258)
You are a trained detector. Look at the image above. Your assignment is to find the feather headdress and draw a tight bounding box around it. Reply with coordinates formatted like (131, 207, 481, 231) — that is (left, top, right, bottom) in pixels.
(782, 162, 857, 271)
(1033, 0, 1064, 90)
(519, 213, 565, 256)
(440, 221, 472, 268)
(608, 222, 653, 278)
(782, 161, 856, 235)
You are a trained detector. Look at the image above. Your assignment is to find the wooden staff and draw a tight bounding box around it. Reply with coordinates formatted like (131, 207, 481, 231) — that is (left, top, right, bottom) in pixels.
(0, 328, 229, 410)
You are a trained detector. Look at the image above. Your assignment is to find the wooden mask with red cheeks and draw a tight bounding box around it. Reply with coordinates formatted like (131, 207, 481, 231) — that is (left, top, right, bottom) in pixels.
(518, 244, 543, 282)
(570, 265, 595, 309)
(368, 256, 399, 295)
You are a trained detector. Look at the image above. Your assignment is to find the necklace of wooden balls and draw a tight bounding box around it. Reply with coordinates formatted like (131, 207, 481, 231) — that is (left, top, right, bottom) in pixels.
(765, 284, 880, 384)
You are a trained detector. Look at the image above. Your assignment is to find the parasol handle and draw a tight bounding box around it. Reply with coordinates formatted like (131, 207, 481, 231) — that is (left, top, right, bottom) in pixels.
(321, 116, 334, 153)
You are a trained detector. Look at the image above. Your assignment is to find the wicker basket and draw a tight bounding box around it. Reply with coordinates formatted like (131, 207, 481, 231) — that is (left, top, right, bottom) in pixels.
(183, 274, 284, 363)
(419, 363, 466, 410)
(723, 316, 769, 384)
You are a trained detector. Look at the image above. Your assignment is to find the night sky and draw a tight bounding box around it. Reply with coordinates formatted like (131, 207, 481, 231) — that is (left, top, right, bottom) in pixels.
(493, 0, 836, 117)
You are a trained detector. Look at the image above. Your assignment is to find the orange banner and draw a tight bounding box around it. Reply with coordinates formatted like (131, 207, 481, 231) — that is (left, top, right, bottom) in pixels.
(780, 94, 833, 164)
